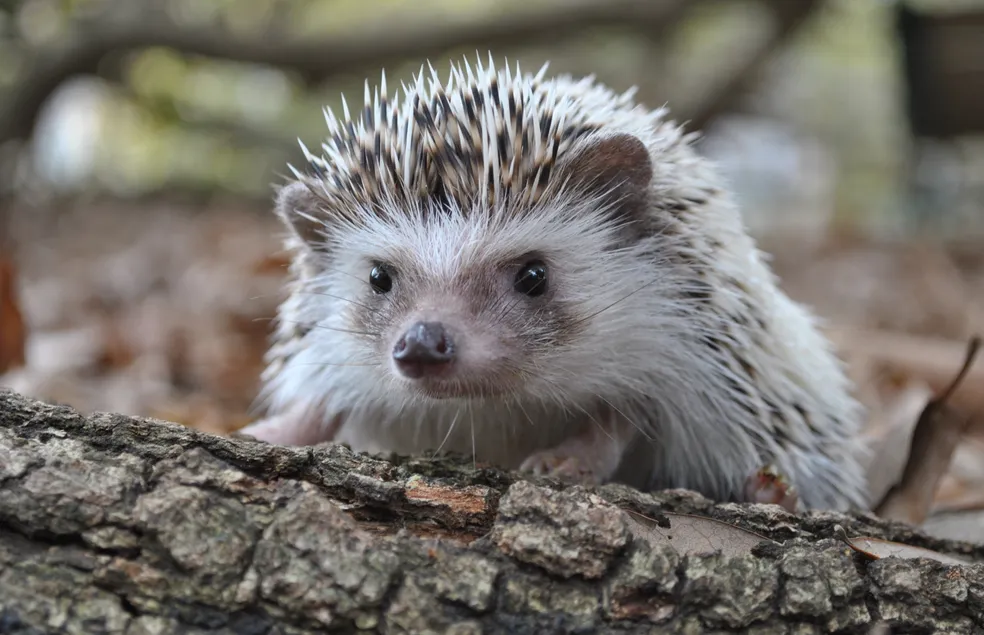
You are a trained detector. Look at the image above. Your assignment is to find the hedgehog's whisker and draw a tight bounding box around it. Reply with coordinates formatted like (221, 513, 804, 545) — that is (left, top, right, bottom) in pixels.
(254, 316, 379, 338)
(489, 267, 537, 324)
(493, 295, 525, 326)
(431, 408, 462, 458)
(596, 394, 652, 441)
(565, 273, 668, 329)
(291, 361, 382, 368)
(309, 325, 378, 337)
(514, 395, 535, 429)
(570, 399, 614, 442)
(524, 375, 614, 442)
(312, 265, 374, 287)
(469, 405, 477, 470)
(534, 369, 653, 442)
(292, 290, 377, 312)
(488, 282, 520, 323)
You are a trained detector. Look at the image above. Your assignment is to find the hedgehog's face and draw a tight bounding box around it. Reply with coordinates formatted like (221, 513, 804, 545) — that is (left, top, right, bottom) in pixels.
(276, 133, 658, 402)
(345, 242, 560, 401)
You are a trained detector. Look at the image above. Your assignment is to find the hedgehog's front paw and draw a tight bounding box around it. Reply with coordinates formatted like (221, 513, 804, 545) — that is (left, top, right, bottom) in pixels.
(743, 464, 802, 513)
(519, 411, 636, 486)
(519, 450, 604, 485)
(235, 405, 345, 447)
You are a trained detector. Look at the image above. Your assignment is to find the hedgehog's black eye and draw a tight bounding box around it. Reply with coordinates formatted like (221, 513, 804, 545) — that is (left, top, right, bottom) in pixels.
(369, 264, 394, 294)
(514, 260, 548, 297)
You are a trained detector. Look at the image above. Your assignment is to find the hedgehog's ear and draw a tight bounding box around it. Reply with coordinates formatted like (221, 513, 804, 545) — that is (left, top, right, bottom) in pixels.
(561, 133, 653, 223)
(275, 180, 330, 248)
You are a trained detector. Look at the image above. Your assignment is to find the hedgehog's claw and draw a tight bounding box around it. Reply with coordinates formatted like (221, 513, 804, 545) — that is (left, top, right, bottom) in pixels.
(743, 464, 802, 513)
(518, 409, 635, 486)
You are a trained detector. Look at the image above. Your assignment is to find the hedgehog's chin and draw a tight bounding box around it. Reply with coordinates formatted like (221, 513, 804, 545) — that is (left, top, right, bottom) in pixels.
(395, 370, 511, 401)
(400, 378, 501, 401)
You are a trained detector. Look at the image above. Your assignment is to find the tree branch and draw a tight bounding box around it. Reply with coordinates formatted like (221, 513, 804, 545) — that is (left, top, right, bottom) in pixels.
(0, 0, 689, 145)
(1, 388, 982, 632)
(686, 0, 820, 132)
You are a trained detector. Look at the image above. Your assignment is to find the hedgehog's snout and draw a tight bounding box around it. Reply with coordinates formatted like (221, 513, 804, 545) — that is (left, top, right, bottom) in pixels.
(392, 321, 455, 379)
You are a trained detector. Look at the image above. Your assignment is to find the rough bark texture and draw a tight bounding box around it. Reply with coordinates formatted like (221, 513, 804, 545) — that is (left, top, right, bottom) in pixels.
(1, 388, 983, 634)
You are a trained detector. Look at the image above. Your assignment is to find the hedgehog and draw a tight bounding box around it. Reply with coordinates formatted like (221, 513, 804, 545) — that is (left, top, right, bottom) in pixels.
(239, 54, 870, 511)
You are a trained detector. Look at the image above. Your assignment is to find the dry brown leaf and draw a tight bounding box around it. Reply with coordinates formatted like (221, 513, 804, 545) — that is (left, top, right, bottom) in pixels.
(932, 475, 984, 514)
(251, 252, 292, 276)
(622, 509, 774, 557)
(0, 257, 27, 374)
(929, 438, 984, 513)
(770, 238, 974, 339)
(834, 525, 973, 566)
(149, 397, 253, 436)
(874, 336, 981, 525)
(862, 378, 934, 506)
(828, 328, 984, 421)
(94, 318, 136, 372)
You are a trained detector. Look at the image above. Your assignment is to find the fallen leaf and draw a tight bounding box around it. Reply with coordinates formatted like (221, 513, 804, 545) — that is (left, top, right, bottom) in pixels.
(863, 379, 935, 506)
(930, 438, 984, 514)
(931, 475, 984, 513)
(148, 386, 257, 435)
(828, 328, 984, 420)
(94, 318, 136, 372)
(833, 525, 973, 566)
(252, 252, 292, 276)
(0, 257, 27, 374)
(622, 508, 774, 557)
(875, 336, 981, 524)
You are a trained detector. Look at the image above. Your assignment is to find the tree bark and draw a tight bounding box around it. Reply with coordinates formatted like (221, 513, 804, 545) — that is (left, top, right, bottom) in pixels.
(1, 388, 982, 634)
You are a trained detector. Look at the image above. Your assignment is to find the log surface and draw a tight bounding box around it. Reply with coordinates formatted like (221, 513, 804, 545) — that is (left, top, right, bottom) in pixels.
(1, 388, 983, 634)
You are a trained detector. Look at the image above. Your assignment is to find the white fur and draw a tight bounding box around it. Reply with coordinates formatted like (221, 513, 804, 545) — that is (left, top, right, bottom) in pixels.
(252, 55, 870, 511)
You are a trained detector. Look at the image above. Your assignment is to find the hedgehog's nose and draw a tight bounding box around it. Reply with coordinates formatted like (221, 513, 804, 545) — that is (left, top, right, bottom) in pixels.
(393, 321, 455, 378)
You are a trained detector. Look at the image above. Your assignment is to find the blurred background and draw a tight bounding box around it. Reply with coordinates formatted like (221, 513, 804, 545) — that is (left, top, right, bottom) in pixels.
(1, 0, 983, 537)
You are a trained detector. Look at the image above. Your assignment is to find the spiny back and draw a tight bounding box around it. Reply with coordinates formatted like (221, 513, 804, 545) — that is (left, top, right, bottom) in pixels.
(295, 54, 681, 219)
